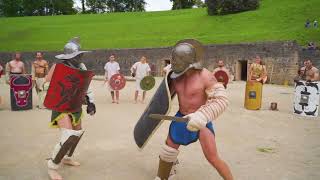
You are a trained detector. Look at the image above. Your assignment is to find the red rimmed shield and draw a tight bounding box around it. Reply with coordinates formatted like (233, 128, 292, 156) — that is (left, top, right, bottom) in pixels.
(214, 70, 229, 88)
(10, 74, 33, 111)
(109, 74, 126, 91)
(44, 63, 94, 113)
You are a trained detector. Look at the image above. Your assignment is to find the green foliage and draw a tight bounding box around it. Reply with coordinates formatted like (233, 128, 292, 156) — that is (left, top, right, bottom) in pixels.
(0, 0, 319, 51)
(0, 0, 23, 17)
(170, 0, 195, 10)
(0, 0, 76, 17)
(86, 0, 146, 13)
(207, 0, 260, 15)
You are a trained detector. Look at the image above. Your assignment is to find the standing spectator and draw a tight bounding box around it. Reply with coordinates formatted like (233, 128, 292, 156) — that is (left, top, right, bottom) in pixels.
(130, 56, 151, 104)
(314, 20, 318, 28)
(104, 54, 121, 104)
(307, 42, 316, 50)
(5, 52, 26, 83)
(31, 52, 49, 109)
(305, 19, 311, 28)
(298, 59, 319, 82)
(212, 60, 231, 79)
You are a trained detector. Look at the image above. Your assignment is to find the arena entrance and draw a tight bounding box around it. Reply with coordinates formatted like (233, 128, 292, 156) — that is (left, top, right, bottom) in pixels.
(236, 60, 248, 81)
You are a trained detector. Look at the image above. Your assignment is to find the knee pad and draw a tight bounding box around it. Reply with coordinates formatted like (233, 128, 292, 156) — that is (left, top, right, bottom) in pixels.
(159, 143, 179, 163)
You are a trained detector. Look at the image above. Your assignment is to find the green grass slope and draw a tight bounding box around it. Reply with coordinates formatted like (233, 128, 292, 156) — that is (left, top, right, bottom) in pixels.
(0, 0, 319, 52)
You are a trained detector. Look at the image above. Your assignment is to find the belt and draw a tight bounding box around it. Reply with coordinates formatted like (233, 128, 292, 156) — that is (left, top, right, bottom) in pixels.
(35, 73, 45, 78)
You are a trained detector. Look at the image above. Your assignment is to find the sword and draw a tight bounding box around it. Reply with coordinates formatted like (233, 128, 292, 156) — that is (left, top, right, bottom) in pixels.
(148, 114, 189, 123)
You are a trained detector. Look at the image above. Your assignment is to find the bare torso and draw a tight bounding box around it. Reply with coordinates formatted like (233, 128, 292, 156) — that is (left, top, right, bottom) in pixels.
(8, 60, 25, 73)
(300, 66, 320, 81)
(172, 68, 215, 115)
(33, 59, 49, 75)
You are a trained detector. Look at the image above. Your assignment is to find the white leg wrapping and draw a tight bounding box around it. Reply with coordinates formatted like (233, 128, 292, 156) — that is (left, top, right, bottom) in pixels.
(47, 128, 84, 170)
(155, 143, 180, 180)
(159, 143, 179, 163)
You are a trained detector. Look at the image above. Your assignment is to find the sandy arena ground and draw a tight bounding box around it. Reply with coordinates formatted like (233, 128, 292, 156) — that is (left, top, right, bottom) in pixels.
(0, 77, 319, 180)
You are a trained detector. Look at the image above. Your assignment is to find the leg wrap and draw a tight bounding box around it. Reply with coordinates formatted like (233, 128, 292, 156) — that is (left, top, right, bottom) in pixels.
(47, 128, 83, 169)
(156, 144, 179, 180)
(66, 131, 84, 158)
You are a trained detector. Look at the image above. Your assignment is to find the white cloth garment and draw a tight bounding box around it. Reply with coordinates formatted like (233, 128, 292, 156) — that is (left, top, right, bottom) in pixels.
(104, 61, 120, 80)
(131, 62, 151, 91)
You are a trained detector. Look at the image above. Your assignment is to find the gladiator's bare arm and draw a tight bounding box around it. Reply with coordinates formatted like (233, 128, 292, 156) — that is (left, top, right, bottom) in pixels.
(185, 70, 229, 131)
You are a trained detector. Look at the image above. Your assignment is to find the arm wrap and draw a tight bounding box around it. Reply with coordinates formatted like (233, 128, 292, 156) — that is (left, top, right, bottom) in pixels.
(197, 83, 229, 122)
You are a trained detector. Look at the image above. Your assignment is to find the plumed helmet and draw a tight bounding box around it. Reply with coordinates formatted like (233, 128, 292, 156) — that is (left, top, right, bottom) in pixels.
(55, 37, 89, 60)
(170, 39, 204, 79)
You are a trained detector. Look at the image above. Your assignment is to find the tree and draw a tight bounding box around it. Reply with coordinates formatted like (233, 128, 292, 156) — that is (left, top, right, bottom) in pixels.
(206, 0, 259, 15)
(81, 0, 86, 13)
(106, 0, 145, 12)
(124, 0, 146, 12)
(0, 0, 23, 17)
(194, 0, 206, 8)
(22, 0, 46, 16)
(170, 0, 195, 10)
(52, 0, 77, 15)
(86, 0, 107, 13)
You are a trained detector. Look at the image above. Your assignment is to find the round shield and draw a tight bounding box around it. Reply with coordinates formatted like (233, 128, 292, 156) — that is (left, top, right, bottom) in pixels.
(109, 74, 126, 91)
(140, 76, 156, 91)
(214, 70, 229, 86)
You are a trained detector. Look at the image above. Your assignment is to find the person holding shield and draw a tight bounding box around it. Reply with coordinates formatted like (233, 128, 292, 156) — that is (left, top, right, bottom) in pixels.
(104, 54, 121, 104)
(299, 59, 319, 82)
(44, 37, 96, 180)
(213, 60, 231, 88)
(133, 39, 233, 180)
(131, 56, 151, 103)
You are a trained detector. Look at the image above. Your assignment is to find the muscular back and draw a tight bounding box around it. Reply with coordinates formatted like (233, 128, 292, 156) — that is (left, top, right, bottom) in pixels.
(172, 68, 217, 115)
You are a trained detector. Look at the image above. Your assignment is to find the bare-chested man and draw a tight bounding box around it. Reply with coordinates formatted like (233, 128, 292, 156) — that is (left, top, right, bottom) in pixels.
(155, 39, 233, 180)
(32, 52, 49, 109)
(213, 60, 231, 78)
(5, 52, 25, 83)
(248, 55, 267, 83)
(299, 59, 319, 81)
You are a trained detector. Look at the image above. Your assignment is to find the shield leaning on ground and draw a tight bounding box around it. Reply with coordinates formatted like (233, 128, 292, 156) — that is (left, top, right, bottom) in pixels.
(109, 73, 126, 91)
(140, 75, 156, 91)
(134, 72, 175, 149)
(10, 74, 33, 111)
(214, 70, 229, 87)
(293, 80, 319, 117)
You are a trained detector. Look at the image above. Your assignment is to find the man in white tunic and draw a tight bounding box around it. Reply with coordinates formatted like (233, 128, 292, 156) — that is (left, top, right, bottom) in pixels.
(131, 56, 151, 103)
(104, 54, 121, 103)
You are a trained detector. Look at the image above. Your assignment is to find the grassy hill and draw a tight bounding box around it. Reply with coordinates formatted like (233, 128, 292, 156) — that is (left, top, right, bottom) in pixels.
(0, 0, 319, 52)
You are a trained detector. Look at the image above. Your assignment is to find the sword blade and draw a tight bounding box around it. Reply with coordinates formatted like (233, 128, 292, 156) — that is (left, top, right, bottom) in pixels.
(149, 114, 189, 123)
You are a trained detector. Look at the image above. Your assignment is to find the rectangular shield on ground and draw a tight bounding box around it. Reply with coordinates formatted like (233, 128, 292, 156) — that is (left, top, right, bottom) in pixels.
(294, 80, 319, 117)
(10, 74, 33, 111)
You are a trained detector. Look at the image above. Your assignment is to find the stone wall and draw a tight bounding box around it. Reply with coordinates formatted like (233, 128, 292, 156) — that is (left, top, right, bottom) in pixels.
(0, 41, 308, 85)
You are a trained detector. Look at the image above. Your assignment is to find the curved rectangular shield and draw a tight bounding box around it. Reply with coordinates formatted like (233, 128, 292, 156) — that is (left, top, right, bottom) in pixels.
(134, 72, 175, 149)
(44, 63, 94, 113)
